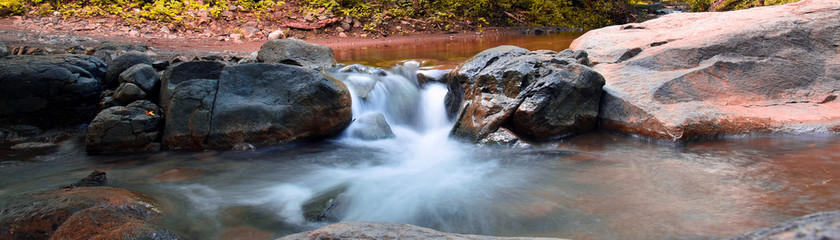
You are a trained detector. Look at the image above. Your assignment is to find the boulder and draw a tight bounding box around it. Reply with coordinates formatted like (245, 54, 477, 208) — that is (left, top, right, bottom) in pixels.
(0, 54, 105, 128)
(279, 222, 563, 240)
(0, 42, 8, 57)
(206, 63, 352, 147)
(725, 211, 840, 240)
(85, 100, 163, 153)
(0, 186, 172, 239)
(104, 51, 152, 88)
(113, 82, 147, 105)
(257, 39, 336, 71)
(118, 64, 160, 95)
(350, 112, 396, 140)
(477, 127, 531, 148)
(445, 46, 604, 142)
(162, 79, 218, 150)
(570, 0, 840, 141)
(159, 61, 226, 110)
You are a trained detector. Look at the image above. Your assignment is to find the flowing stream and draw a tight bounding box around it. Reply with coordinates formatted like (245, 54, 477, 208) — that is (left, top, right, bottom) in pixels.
(1, 33, 839, 240)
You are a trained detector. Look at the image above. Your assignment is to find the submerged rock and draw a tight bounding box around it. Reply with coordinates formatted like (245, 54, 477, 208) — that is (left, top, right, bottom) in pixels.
(725, 211, 840, 240)
(445, 46, 604, 142)
(61, 171, 107, 189)
(570, 0, 840, 141)
(0, 54, 105, 128)
(85, 100, 164, 153)
(0, 186, 173, 239)
(280, 222, 565, 240)
(257, 38, 336, 71)
(350, 112, 395, 140)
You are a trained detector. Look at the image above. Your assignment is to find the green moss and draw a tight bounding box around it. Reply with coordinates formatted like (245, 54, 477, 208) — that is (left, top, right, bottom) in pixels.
(0, 0, 26, 16)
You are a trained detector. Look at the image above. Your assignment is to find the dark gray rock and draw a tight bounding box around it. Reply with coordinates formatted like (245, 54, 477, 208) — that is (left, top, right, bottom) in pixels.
(445, 46, 604, 142)
(152, 60, 169, 71)
(570, 1, 840, 140)
(0, 42, 8, 57)
(350, 112, 395, 140)
(257, 39, 336, 71)
(113, 83, 147, 105)
(162, 79, 218, 150)
(85, 100, 163, 153)
(478, 127, 531, 148)
(725, 211, 840, 240)
(104, 51, 152, 88)
(206, 63, 352, 148)
(159, 61, 226, 110)
(280, 222, 564, 240)
(0, 54, 105, 128)
(118, 64, 160, 95)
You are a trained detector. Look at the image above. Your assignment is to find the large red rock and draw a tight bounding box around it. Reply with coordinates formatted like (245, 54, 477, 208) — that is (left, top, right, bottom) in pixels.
(570, 0, 840, 141)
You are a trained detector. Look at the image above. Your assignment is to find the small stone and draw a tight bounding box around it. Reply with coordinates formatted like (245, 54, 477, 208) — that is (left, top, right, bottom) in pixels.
(232, 142, 256, 151)
(339, 32, 347, 38)
(268, 29, 286, 40)
(113, 82, 147, 105)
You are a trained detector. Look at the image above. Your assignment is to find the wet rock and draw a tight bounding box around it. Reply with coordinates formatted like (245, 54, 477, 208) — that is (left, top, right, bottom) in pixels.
(445, 46, 604, 142)
(151, 168, 205, 182)
(0, 54, 105, 128)
(0, 186, 169, 239)
(51, 206, 178, 240)
(570, 0, 840, 141)
(10, 142, 58, 150)
(61, 170, 107, 189)
(0, 42, 8, 57)
(119, 64, 160, 96)
(478, 128, 531, 148)
(280, 222, 563, 240)
(85, 100, 164, 153)
(104, 51, 153, 88)
(257, 38, 336, 71)
(350, 112, 395, 140)
(159, 61, 226, 110)
(725, 211, 840, 240)
(231, 142, 255, 151)
(113, 82, 147, 105)
(162, 79, 218, 150)
(206, 63, 352, 148)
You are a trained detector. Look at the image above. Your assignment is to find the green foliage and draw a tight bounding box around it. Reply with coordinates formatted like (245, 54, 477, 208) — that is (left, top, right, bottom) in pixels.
(306, 0, 632, 29)
(0, 0, 26, 15)
(683, 0, 801, 12)
(687, 0, 711, 11)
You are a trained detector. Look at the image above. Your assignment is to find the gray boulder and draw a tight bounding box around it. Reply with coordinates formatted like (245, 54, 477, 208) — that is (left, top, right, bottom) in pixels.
(280, 222, 564, 240)
(162, 79, 218, 150)
(206, 63, 352, 147)
(445, 46, 604, 142)
(570, 0, 840, 141)
(0, 54, 105, 128)
(85, 100, 163, 153)
(725, 211, 840, 240)
(350, 112, 395, 140)
(257, 39, 336, 71)
(0, 42, 8, 57)
(159, 61, 226, 109)
(118, 64, 160, 95)
(104, 51, 152, 88)
(113, 83, 146, 105)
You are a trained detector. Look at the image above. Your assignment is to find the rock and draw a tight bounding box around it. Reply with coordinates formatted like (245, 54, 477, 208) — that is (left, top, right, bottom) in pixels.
(0, 42, 8, 57)
(268, 29, 286, 40)
(242, 26, 260, 38)
(206, 63, 352, 148)
(61, 170, 107, 189)
(350, 112, 396, 140)
(445, 46, 604, 142)
(151, 168, 205, 182)
(85, 100, 164, 153)
(9, 142, 58, 150)
(279, 222, 563, 240)
(118, 64, 160, 95)
(152, 60, 169, 71)
(0, 186, 171, 239)
(725, 211, 840, 240)
(113, 82, 147, 105)
(231, 142, 255, 151)
(159, 61, 226, 110)
(0, 54, 105, 128)
(162, 79, 218, 150)
(257, 38, 336, 71)
(104, 51, 153, 88)
(478, 127, 531, 148)
(570, 0, 840, 141)
(94, 42, 149, 52)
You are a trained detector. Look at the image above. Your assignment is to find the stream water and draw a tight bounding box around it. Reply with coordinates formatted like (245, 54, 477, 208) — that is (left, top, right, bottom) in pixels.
(1, 33, 839, 240)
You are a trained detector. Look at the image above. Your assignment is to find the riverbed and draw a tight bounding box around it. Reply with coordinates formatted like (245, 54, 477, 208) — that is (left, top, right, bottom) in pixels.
(1, 32, 838, 240)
